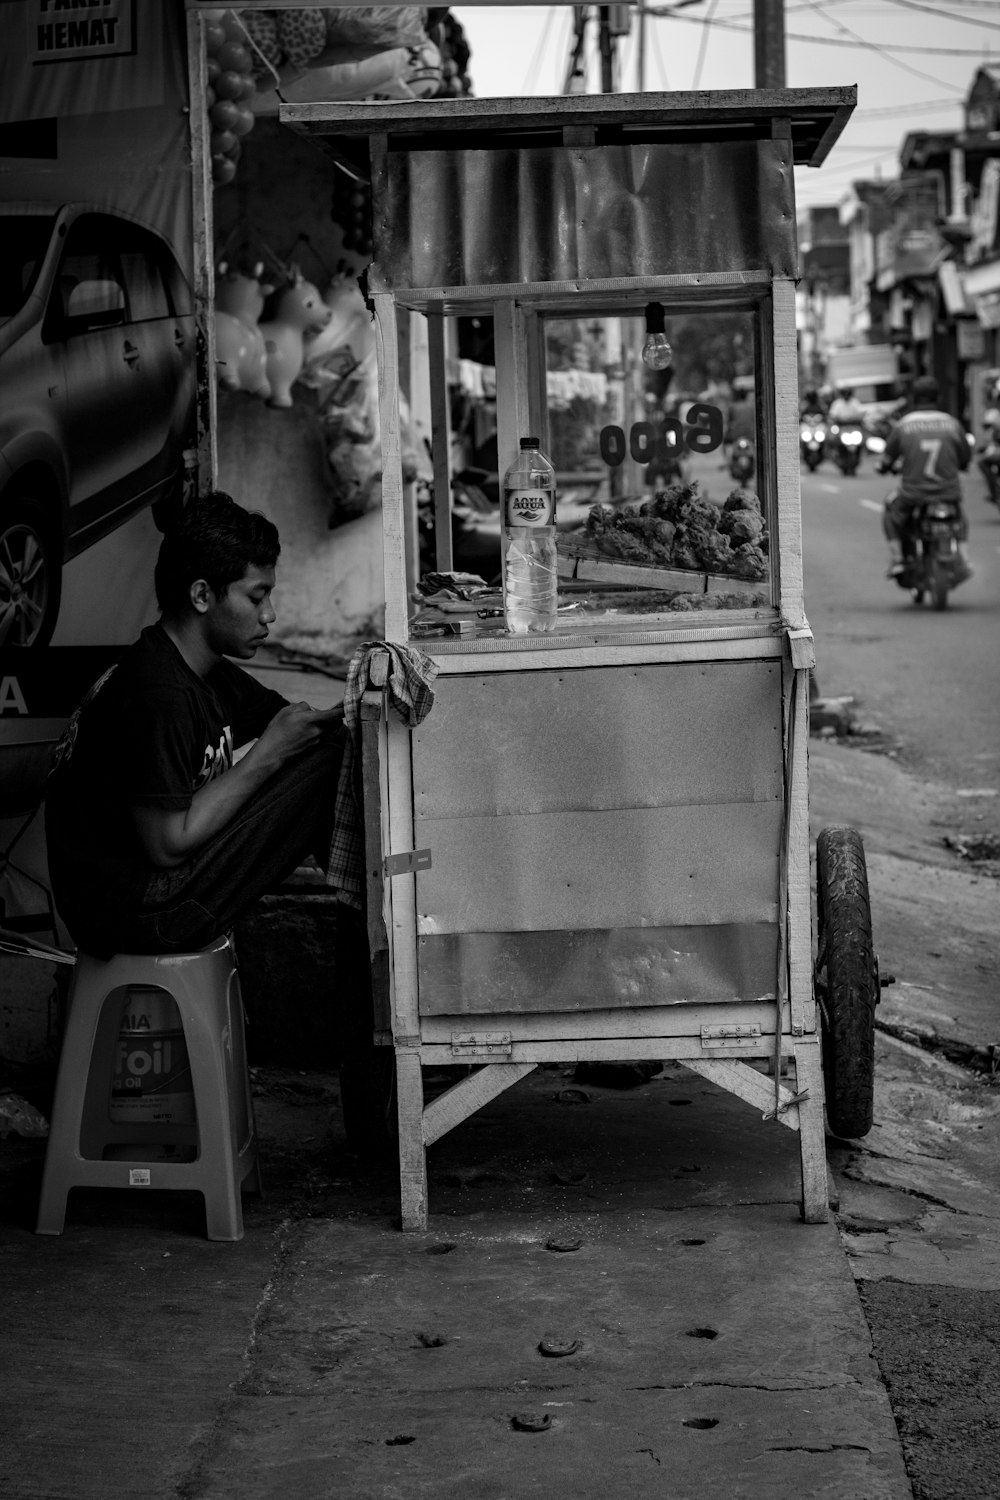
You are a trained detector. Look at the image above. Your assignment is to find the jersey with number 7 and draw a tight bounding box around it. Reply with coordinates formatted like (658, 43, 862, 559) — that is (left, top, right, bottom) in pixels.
(884, 408, 970, 503)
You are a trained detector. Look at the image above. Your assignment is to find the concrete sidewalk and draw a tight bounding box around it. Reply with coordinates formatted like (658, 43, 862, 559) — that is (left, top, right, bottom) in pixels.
(2, 1063, 910, 1500)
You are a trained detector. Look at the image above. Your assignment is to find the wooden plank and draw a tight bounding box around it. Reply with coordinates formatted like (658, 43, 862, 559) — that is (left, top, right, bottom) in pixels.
(419, 1001, 782, 1044)
(493, 299, 531, 475)
(395, 1048, 428, 1232)
(413, 802, 782, 934)
(421, 633, 786, 670)
(559, 546, 767, 599)
(772, 278, 805, 623)
(786, 663, 815, 1034)
(371, 291, 408, 642)
(427, 306, 454, 574)
(360, 690, 391, 1036)
(683, 1057, 801, 1130)
(374, 270, 771, 312)
(524, 308, 548, 450)
(418, 1039, 782, 1066)
(411, 660, 783, 819)
(279, 86, 857, 167)
(386, 715, 420, 1041)
(422, 1063, 537, 1147)
(792, 1037, 830, 1222)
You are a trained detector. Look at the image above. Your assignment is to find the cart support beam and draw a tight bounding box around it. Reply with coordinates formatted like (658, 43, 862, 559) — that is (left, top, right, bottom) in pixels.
(423, 1063, 537, 1148)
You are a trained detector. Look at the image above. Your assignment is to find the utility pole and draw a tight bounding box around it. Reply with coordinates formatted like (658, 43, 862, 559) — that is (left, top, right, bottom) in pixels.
(598, 6, 615, 94)
(754, 0, 786, 89)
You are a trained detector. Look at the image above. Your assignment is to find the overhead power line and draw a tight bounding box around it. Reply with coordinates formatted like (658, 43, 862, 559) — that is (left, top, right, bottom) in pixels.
(884, 0, 1000, 31)
(860, 98, 961, 114)
(646, 6, 991, 56)
(800, 0, 955, 85)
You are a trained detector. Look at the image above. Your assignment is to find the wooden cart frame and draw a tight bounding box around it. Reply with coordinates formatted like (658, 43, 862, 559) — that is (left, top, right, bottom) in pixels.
(284, 87, 857, 1231)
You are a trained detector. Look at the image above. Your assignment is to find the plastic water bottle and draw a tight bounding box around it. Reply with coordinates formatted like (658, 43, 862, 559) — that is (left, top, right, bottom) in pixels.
(502, 436, 558, 634)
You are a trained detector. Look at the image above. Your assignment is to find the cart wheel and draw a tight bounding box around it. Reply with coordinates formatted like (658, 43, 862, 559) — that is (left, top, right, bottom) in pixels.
(815, 826, 878, 1139)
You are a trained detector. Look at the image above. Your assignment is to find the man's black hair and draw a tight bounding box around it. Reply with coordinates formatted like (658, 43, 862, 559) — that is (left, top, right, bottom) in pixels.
(154, 490, 281, 614)
(912, 375, 940, 405)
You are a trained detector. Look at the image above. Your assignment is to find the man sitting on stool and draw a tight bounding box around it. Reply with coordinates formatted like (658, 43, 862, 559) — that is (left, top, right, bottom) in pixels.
(45, 492, 345, 959)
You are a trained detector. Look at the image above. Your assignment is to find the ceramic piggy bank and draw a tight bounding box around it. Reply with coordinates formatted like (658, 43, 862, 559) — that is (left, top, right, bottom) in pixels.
(214, 262, 271, 399)
(259, 274, 334, 407)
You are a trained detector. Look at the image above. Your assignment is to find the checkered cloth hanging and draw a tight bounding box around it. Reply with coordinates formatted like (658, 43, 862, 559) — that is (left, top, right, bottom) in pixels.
(327, 640, 439, 908)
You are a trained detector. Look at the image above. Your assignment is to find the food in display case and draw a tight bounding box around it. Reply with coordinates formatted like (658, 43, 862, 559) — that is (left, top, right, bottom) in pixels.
(561, 480, 768, 581)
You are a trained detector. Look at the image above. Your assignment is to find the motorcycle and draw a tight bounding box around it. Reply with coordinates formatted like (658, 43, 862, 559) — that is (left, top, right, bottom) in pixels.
(799, 417, 827, 471)
(977, 445, 1000, 509)
(828, 421, 864, 476)
(864, 412, 893, 464)
(729, 436, 755, 483)
(644, 424, 686, 491)
(884, 487, 968, 610)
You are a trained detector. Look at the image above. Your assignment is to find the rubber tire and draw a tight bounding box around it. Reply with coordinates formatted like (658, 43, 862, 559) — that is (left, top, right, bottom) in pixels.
(816, 826, 877, 1139)
(0, 496, 61, 647)
(930, 557, 949, 611)
(805, 454, 821, 472)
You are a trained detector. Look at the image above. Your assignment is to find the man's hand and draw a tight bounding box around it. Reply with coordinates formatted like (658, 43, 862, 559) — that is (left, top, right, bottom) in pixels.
(253, 702, 344, 766)
(133, 701, 344, 869)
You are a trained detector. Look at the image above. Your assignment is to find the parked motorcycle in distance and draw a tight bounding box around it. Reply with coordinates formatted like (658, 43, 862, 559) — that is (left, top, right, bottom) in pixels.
(799, 417, 827, 471)
(828, 421, 865, 475)
(729, 436, 755, 483)
(885, 489, 968, 610)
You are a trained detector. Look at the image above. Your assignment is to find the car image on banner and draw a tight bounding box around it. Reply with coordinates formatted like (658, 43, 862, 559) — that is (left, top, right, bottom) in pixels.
(0, 203, 197, 647)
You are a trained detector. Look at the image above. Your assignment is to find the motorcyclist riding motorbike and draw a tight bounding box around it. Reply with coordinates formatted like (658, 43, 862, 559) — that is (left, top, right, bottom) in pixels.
(976, 388, 1000, 508)
(726, 387, 756, 479)
(799, 388, 828, 469)
(826, 386, 867, 474)
(827, 387, 865, 425)
(876, 375, 972, 583)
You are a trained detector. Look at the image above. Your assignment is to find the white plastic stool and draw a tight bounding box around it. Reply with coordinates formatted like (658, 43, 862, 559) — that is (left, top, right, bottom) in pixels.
(36, 935, 261, 1241)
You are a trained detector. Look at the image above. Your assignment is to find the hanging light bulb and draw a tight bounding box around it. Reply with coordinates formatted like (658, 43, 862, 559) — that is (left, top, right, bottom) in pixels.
(641, 301, 673, 370)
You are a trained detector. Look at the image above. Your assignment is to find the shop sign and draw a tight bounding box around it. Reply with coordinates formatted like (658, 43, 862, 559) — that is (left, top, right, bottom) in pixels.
(28, 0, 135, 64)
(970, 159, 1000, 261)
(957, 320, 986, 361)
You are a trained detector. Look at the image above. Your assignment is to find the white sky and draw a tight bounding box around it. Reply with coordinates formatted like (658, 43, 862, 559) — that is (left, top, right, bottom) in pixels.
(452, 3, 997, 212)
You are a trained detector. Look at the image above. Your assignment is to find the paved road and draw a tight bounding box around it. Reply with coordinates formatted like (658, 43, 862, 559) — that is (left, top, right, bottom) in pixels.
(799, 453, 1000, 1500)
(801, 460, 1000, 795)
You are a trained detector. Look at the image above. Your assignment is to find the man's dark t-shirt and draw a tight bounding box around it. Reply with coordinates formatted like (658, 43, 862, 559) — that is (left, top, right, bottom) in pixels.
(46, 622, 287, 944)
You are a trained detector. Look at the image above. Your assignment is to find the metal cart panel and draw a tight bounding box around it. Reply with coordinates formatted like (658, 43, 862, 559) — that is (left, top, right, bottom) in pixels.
(374, 140, 797, 288)
(412, 661, 783, 819)
(416, 921, 779, 1016)
(413, 801, 781, 934)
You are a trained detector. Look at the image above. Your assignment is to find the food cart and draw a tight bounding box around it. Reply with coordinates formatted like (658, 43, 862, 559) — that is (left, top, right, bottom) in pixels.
(284, 86, 877, 1233)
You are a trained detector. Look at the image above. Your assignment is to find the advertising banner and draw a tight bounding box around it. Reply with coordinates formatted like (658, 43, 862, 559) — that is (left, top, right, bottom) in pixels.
(0, 0, 196, 714)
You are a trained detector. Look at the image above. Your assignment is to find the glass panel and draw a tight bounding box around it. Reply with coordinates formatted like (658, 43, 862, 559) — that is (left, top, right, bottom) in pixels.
(547, 306, 770, 628)
(409, 302, 772, 646)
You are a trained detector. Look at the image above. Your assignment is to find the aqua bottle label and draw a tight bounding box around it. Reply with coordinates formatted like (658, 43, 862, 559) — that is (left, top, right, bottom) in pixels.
(504, 487, 556, 526)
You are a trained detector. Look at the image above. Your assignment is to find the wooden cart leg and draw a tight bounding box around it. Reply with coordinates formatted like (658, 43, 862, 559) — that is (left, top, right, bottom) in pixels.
(793, 1037, 829, 1223)
(395, 1047, 428, 1231)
